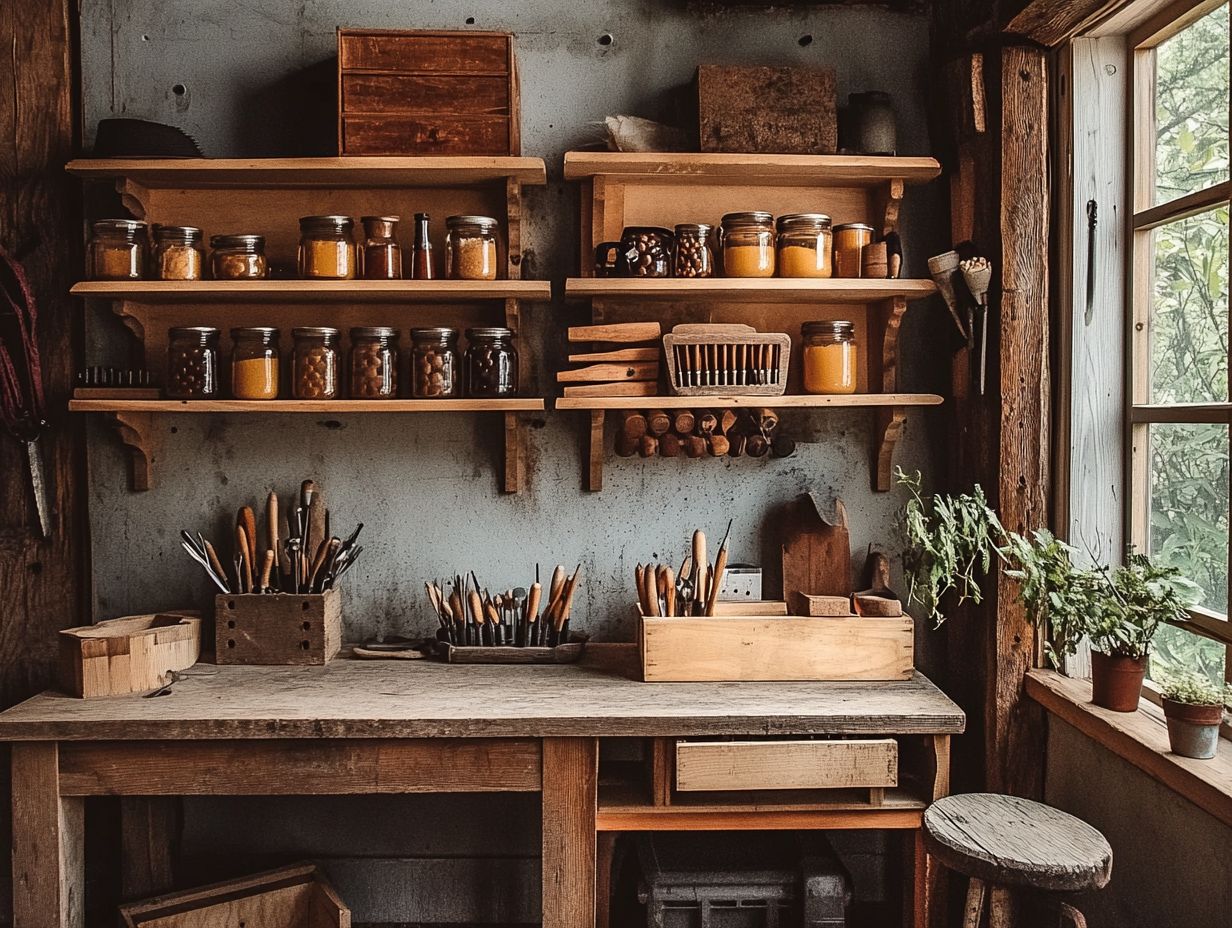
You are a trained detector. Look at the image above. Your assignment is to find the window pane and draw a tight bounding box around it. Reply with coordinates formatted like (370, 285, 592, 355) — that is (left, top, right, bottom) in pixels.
(1148, 423, 1229, 613)
(1148, 205, 1229, 404)
(1148, 624, 1227, 688)
(1154, 2, 1229, 205)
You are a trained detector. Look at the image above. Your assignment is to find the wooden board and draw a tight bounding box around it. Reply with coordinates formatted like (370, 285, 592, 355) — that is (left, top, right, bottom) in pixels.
(59, 613, 201, 698)
(674, 738, 898, 792)
(563, 152, 941, 186)
(215, 591, 341, 665)
(71, 398, 544, 413)
(565, 277, 937, 302)
(781, 494, 853, 598)
(556, 393, 941, 410)
(541, 738, 597, 928)
(790, 592, 856, 617)
(0, 645, 964, 740)
(698, 64, 837, 154)
(71, 279, 551, 302)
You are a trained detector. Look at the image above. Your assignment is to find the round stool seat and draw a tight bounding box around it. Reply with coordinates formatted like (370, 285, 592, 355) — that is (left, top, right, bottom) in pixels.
(923, 793, 1112, 894)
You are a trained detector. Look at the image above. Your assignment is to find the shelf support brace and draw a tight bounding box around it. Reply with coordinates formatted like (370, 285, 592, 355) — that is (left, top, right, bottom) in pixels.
(586, 410, 605, 492)
(873, 405, 907, 492)
(503, 411, 524, 494)
(105, 411, 159, 491)
(873, 177, 905, 238)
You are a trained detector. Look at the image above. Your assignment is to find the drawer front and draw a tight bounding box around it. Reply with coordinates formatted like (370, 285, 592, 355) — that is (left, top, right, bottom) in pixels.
(675, 739, 898, 792)
(342, 73, 511, 116)
(342, 115, 512, 156)
(340, 33, 510, 73)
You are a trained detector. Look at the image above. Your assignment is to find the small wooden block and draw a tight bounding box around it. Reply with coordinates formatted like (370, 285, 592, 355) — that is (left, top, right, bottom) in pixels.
(557, 362, 659, 383)
(789, 591, 856, 617)
(567, 347, 660, 364)
(59, 613, 201, 698)
(567, 322, 662, 343)
(698, 64, 837, 154)
(853, 594, 904, 617)
(561, 381, 658, 397)
(74, 387, 161, 400)
(214, 590, 342, 665)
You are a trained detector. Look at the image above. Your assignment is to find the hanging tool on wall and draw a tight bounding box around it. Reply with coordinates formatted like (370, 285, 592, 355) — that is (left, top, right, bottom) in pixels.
(0, 247, 52, 538)
(960, 256, 993, 395)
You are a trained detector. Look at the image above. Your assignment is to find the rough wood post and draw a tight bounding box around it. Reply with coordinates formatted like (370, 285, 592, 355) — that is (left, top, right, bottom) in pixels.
(120, 797, 182, 900)
(11, 743, 84, 928)
(542, 737, 598, 928)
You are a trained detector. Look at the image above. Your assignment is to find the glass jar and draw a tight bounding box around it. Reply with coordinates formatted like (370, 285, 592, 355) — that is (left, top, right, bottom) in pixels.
(619, 226, 674, 278)
(151, 225, 204, 281)
(720, 211, 775, 278)
(349, 327, 399, 399)
(672, 224, 714, 278)
(464, 327, 518, 397)
(89, 219, 148, 280)
(359, 215, 402, 280)
(802, 320, 858, 395)
(292, 327, 340, 400)
(298, 215, 356, 279)
(446, 215, 499, 280)
(832, 223, 874, 279)
(411, 328, 460, 398)
(231, 327, 280, 400)
(776, 214, 833, 278)
(210, 234, 268, 280)
(166, 326, 220, 399)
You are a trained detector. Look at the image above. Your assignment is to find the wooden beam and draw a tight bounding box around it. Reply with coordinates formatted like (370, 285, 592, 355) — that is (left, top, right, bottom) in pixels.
(542, 738, 597, 928)
(1004, 0, 1120, 45)
(11, 743, 84, 928)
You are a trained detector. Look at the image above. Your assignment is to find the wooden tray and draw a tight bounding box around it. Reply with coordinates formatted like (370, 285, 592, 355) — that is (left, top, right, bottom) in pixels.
(434, 633, 588, 664)
(663, 325, 790, 396)
(59, 612, 201, 698)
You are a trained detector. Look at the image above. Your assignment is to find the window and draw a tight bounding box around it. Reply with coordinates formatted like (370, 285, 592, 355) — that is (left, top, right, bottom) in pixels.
(1127, 2, 1231, 689)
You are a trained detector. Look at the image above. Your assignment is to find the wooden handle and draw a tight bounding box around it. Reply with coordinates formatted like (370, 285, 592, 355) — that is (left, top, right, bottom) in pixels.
(646, 409, 671, 436)
(645, 566, 661, 617)
(708, 434, 730, 456)
(235, 524, 252, 594)
(567, 322, 662, 343)
(673, 410, 695, 434)
(484, 600, 501, 625)
(639, 434, 659, 457)
(719, 408, 737, 435)
(258, 549, 274, 592)
(468, 589, 485, 626)
(546, 565, 566, 617)
(620, 411, 647, 440)
(706, 546, 729, 617)
(692, 531, 707, 607)
(307, 538, 331, 590)
(307, 492, 326, 557)
(239, 507, 257, 573)
(558, 565, 582, 626)
(635, 564, 649, 615)
(663, 566, 676, 617)
(526, 581, 543, 623)
(265, 493, 278, 567)
(204, 540, 227, 587)
(557, 362, 658, 383)
(449, 589, 465, 625)
(698, 412, 718, 435)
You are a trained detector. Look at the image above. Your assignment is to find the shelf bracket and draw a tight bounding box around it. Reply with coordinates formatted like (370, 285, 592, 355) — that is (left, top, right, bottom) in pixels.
(873, 178, 905, 238)
(873, 405, 907, 492)
(105, 411, 160, 491)
(870, 296, 908, 393)
(586, 410, 605, 492)
(503, 411, 524, 494)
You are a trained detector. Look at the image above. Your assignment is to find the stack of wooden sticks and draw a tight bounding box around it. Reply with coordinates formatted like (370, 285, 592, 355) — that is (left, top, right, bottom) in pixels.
(615, 407, 795, 459)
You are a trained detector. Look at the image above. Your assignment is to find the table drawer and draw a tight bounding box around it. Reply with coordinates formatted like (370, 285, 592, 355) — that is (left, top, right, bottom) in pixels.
(341, 115, 512, 156)
(339, 31, 511, 73)
(674, 738, 898, 792)
(342, 73, 512, 116)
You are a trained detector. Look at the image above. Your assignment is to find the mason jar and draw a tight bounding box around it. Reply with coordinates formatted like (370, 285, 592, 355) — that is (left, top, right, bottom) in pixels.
(230, 327, 280, 400)
(292, 327, 340, 400)
(719, 211, 775, 278)
(298, 215, 356, 279)
(464, 327, 518, 397)
(446, 215, 500, 280)
(89, 219, 148, 280)
(673, 224, 714, 278)
(832, 223, 875, 279)
(802, 320, 858, 395)
(359, 215, 402, 280)
(210, 234, 268, 280)
(776, 213, 833, 278)
(166, 326, 220, 399)
(349, 327, 399, 399)
(153, 225, 205, 280)
(411, 327, 460, 398)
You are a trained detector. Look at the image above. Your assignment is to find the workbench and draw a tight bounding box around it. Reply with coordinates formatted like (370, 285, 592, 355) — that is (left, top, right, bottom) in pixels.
(0, 645, 963, 928)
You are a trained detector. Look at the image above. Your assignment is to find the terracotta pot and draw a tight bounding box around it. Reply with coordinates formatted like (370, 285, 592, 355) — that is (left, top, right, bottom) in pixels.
(1162, 697, 1225, 759)
(1090, 651, 1147, 711)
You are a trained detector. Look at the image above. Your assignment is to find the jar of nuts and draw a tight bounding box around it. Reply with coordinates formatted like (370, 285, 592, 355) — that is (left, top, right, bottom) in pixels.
(166, 326, 220, 399)
(673, 224, 715, 278)
(445, 215, 500, 280)
(88, 219, 148, 280)
(464, 327, 518, 398)
(411, 328, 460, 399)
(619, 227, 674, 278)
(153, 225, 205, 280)
(298, 215, 357, 279)
(210, 234, 268, 280)
(349, 327, 399, 399)
(292, 327, 340, 400)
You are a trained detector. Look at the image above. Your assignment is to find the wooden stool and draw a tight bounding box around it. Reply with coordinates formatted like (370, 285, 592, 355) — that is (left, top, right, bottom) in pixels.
(923, 793, 1112, 928)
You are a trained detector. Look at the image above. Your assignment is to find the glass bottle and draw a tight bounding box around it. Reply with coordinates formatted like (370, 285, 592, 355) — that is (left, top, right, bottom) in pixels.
(298, 215, 356, 279)
(719, 211, 776, 278)
(673, 224, 714, 278)
(153, 225, 205, 280)
(349, 327, 399, 399)
(776, 214, 833, 279)
(411, 212, 435, 280)
(292, 327, 340, 400)
(359, 215, 402, 280)
(210, 234, 268, 280)
(230, 327, 280, 400)
(802, 320, 858, 395)
(166, 326, 220, 399)
(464, 327, 518, 397)
(89, 219, 148, 280)
(446, 215, 500, 280)
(411, 328, 460, 398)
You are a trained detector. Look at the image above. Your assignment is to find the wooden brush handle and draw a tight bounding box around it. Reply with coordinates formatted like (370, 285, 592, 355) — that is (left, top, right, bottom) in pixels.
(673, 410, 695, 434)
(258, 549, 274, 592)
(468, 589, 485, 625)
(663, 565, 676, 617)
(621, 410, 647, 440)
(646, 409, 671, 436)
(526, 582, 543, 623)
(235, 524, 252, 594)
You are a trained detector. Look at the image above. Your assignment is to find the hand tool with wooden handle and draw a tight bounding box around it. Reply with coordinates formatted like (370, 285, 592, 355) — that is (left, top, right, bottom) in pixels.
(524, 582, 542, 647)
(646, 409, 670, 436)
(235, 523, 252, 593)
(554, 564, 582, 644)
(547, 564, 566, 616)
(239, 506, 257, 574)
(705, 520, 733, 616)
(204, 540, 227, 589)
(621, 410, 647, 440)
(673, 410, 695, 435)
(258, 549, 275, 592)
(692, 530, 707, 614)
(468, 588, 484, 646)
(265, 492, 280, 590)
(662, 565, 676, 617)
(307, 490, 327, 560)
(567, 322, 662, 343)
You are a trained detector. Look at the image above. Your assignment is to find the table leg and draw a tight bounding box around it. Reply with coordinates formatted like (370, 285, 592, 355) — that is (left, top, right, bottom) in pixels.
(121, 797, 181, 899)
(542, 737, 598, 928)
(595, 831, 617, 928)
(12, 743, 84, 928)
(904, 829, 927, 928)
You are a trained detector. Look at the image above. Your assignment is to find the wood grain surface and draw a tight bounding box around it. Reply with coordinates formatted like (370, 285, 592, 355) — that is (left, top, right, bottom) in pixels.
(674, 738, 898, 792)
(541, 739, 597, 928)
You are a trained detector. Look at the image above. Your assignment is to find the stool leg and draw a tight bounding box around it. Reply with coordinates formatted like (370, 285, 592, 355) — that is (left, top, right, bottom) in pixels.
(962, 878, 987, 928)
(1057, 902, 1088, 928)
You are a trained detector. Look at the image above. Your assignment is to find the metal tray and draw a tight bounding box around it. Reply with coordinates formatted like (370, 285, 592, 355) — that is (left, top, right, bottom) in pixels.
(433, 633, 589, 665)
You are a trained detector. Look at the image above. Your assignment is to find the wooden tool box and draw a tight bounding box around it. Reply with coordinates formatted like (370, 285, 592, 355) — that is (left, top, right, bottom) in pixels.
(215, 589, 342, 665)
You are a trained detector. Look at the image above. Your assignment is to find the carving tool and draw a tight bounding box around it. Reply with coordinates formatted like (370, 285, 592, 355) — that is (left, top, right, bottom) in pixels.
(705, 519, 733, 616)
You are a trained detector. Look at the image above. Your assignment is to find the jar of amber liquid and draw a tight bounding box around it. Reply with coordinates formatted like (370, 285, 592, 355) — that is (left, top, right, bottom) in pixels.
(411, 328, 460, 398)
(350, 327, 399, 399)
(153, 225, 204, 280)
(802, 321, 857, 395)
(298, 215, 356, 279)
(776, 214, 832, 278)
(231, 327, 280, 400)
(292, 327, 339, 400)
(446, 215, 499, 280)
(359, 215, 402, 280)
(166, 326, 220, 399)
(89, 219, 148, 280)
(210, 234, 268, 280)
(720, 211, 775, 277)
(832, 223, 874, 278)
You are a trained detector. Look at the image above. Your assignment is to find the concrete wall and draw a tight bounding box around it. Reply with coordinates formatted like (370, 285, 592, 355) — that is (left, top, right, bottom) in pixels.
(1045, 721, 1232, 928)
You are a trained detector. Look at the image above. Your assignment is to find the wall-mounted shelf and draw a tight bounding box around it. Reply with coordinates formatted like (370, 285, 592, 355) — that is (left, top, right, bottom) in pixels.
(563, 152, 941, 186)
(72, 279, 552, 303)
(70, 398, 544, 413)
(556, 394, 941, 411)
(565, 278, 936, 303)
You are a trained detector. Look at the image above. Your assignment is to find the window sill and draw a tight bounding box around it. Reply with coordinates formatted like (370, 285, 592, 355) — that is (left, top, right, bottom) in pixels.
(1025, 669, 1232, 830)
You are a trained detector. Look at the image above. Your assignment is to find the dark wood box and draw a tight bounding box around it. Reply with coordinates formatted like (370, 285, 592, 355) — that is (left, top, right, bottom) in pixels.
(338, 28, 521, 156)
(214, 590, 342, 665)
(697, 64, 837, 154)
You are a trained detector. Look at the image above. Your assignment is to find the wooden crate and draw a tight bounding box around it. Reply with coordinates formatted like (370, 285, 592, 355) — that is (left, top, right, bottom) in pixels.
(120, 862, 350, 928)
(698, 64, 837, 154)
(675, 738, 898, 792)
(58, 612, 200, 698)
(663, 327, 791, 396)
(215, 590, 342, 665)
(638, 601, 913, 682)
(338, 28, 520, 156)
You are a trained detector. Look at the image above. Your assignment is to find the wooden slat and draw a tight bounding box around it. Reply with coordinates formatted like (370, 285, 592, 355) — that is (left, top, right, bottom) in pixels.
(58, 739, 542, 795)
(71, 279, 551, 303)
(11, 743, 84, 928)
(69, 398, 545, 413)
(1026, 669, 1232, 829)
(563, 152, 941, 186)
(674, 739, 898, 792)
(542, 738, 597, 928)
(1130, 402, 1232, 422)
(1133, 179, 1231, 229)
(556, 393, 943, 410)
(596, 806, 923, 831)
(567, 348, 660, 364)
(565, 277, 938, 303)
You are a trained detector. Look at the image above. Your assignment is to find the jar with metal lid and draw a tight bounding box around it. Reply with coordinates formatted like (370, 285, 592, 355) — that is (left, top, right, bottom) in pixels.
(153, 225, 204, 280)
(166, 326, 220, 399)
(359, 215, 402, 280)
(298, 215, 356, 279)
(292, 327, 340, 400)
(672, 224, 714, 278)
(210, 234, 268, 280)
(349, 327, 399, 399)
(719, 211, 775, 278)
(411, 328, 460, 398)
(231, 327, 280, 400)
(832, 223, 874, 279)
(802, 320, 858, 395)
(446, 215, 500, 280)
(89, 219, 148, 280)
(619, 226, 674, 278)
(464, 327, 518, 398)
(775, 214, 833, 279)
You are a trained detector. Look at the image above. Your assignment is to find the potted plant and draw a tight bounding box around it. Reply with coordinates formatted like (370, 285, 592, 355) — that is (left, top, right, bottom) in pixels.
(1159, 672, 1231, 759)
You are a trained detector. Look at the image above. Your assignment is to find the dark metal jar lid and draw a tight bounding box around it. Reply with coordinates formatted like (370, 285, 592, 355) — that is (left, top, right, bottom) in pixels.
(466, 327, 514, 340)
(832, 222, 875, 233)
(230, 326, 279, 339)
(154, 224, 203, 244)
(777, 213, 832, 230)
(802, 320, 856, 338)
(292, 326, 340, 339)
(92, 218, 147, 234)
(721, 211, 774, 226)
(169, 325, 220, 339)
(411, 327, 459, 341)
(674, 223, 713, 235)
(350, 326, 398, 339)
(360, 215, 401, 224)
(299, 215, 354, 233)
(210, 233, 265, 250)
(446, 215, 499, 230)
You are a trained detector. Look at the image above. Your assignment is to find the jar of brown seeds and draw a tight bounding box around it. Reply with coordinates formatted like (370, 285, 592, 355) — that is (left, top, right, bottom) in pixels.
(166, 326, 220, 399)
(292, 327, 340, 399)
(349, 327, 398, 399)
(411, 328, 460, 398)
(673, 224, 714, 278)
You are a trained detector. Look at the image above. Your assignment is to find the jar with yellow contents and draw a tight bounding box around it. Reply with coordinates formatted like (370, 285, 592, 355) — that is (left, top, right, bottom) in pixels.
(775, 213, 832, 278)
(719, 211, 775, 277)
(298, 215, 356, 279)
(802, 320, 858, 395)
(231, 327, 280, 400)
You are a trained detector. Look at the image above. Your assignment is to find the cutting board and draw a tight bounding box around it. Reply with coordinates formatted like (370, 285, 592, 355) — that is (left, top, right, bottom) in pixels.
(781, 493, 852, 598)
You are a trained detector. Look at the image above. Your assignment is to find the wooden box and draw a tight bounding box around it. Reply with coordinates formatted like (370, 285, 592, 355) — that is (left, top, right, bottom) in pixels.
(698, 64, 837, 154)
(215, 590, 342, 665)
(663, 327, 790, 396)
(59, 612, 200, 698)
(638, 601, 913, 682)
(675, 738, 898, 792)
(120, 862, 350, 928)
(338, 28, 520, 156)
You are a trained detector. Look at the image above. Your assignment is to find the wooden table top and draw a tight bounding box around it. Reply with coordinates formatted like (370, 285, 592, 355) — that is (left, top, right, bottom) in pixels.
(0, 645, 964, 741)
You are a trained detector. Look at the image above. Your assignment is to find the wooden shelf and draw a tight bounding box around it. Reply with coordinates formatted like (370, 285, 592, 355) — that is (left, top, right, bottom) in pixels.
(566, 277, 935, 303)
(564, 152, 941, 186)
(556, 393, 942, 410)
(67, 156, 547, 187)
(72, 279, 551, 303)
(70, 398, 544, 414)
